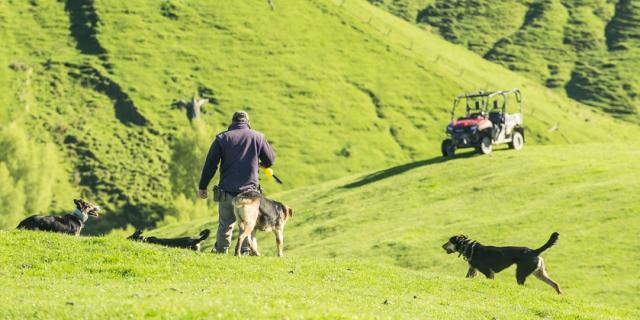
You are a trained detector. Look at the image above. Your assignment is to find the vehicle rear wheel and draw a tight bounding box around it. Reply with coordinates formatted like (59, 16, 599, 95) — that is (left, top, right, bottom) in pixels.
(478, 136, 492, 155)
(441, 139, 456, 157)
(509, 131, 524, 150)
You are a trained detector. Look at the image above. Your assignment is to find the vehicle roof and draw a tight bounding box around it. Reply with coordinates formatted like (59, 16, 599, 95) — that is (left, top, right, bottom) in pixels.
(455, 88, 520, 99)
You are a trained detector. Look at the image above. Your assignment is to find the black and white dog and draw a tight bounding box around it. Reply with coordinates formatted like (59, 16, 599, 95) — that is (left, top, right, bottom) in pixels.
(442, 232, 562, 294)
(128, 229, 210, 251)
(16, 199, 100, 236)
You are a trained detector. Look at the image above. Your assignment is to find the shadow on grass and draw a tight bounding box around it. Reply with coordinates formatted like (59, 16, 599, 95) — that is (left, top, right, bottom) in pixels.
(342, 151, 477, 189)
(64, 0, 106, 56)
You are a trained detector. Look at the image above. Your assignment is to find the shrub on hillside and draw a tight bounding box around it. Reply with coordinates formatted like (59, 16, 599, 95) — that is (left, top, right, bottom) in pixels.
(163, 193, 211, 225)
(0, 164, 26, 227)
(167, 120, 217, 221)
(0, 124, 75, 229)
(169, 120, 215, 198)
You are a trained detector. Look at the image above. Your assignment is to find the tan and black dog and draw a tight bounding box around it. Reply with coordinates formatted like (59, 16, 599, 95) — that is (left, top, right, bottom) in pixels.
(232, 190, 294, 257)
(16, 199, 100, 236)
(442, 232, 562, 294)
(128, 229, 210, 251)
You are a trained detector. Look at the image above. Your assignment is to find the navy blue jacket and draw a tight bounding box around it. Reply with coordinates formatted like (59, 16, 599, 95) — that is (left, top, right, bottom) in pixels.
(198, 123, 276, 194)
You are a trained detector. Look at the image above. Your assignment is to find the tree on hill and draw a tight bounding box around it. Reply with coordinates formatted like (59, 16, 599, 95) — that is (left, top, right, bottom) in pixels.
(0, 124, 74, 229)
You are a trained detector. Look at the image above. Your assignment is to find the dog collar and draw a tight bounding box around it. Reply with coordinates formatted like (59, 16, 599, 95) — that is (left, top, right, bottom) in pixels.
(72, 208, 88, 223)
(466, 243, 477, 262)
(458, 240, 477, 262)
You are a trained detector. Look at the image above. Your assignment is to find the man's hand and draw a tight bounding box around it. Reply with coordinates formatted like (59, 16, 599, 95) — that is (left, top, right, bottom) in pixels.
(198, 189, 208, 199)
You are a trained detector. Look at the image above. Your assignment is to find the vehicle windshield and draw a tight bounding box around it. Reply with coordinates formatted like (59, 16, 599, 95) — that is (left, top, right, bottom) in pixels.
(450, 90, 522, 122)
(453, 98, 488, 120)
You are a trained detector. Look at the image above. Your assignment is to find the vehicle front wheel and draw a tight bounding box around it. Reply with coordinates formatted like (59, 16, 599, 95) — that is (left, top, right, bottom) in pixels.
(509, 131, 524, 150)
(478, 136, 492, 155)
(441, 139, 456, 157)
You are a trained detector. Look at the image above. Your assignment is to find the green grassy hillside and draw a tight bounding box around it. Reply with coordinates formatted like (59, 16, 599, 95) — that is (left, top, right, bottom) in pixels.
(0, 230, 630, 319)
(1, 0, 639, 231)
(150, 143, 640, 314)
(373, 0, 640, 120)
(1, 3, 638, 318)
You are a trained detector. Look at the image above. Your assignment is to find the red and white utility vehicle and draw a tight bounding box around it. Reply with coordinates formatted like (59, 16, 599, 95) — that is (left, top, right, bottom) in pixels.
(441, 89, 524, 156)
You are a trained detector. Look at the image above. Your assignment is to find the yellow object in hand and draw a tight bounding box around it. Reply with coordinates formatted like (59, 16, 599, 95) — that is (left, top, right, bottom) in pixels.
(263, 167, 274, 177)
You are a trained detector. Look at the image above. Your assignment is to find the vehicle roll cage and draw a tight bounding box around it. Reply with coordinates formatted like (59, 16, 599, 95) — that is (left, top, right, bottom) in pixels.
(450, 88, 522, 121)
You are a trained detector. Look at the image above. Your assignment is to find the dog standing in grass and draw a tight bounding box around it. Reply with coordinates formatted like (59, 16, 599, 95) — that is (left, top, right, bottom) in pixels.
(442, 232, 562, 294)
(232, 191, 294, 256)
(16, 199, 100, 236)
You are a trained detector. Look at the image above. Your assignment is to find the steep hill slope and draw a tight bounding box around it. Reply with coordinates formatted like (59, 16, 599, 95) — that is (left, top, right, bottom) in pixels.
(151, 143, 640, 312)
(1, 0, 639, 231)
(372, 0, 640, 120)
(0, 231, 630, 319)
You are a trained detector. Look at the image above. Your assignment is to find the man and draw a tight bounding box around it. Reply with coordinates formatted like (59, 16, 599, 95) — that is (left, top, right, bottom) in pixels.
(198, 111, 276, 254)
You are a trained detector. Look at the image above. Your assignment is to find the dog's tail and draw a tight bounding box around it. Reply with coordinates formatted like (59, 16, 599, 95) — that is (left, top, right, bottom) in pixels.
(533, 232, 559, 255)
(127, 229, 144, 240)
(197, 229, 211, 242)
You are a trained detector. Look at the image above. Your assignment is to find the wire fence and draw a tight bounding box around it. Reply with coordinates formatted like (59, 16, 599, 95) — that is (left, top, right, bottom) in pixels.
(264, 1, 586, 130)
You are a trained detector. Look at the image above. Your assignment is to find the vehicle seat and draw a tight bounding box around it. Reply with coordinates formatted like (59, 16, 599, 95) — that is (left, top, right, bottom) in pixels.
(488, 111, 503, 125)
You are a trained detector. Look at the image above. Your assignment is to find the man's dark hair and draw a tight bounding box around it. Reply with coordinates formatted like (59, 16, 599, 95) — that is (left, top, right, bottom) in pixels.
(232, 111, 249, 123)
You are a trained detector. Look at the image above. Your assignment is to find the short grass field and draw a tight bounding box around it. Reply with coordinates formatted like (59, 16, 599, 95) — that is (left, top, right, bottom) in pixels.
(2, 143, 631, 319)
(153, 143, 640, 315)
(0, 230, 630, 319)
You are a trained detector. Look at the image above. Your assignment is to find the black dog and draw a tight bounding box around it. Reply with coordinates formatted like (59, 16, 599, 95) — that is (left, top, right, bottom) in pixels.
(442, 232, 562, 294)
(16, 199, 100, 236)
(128, 229, 210, 251)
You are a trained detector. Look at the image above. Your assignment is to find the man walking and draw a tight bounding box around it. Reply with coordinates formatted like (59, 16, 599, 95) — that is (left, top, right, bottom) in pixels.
(198, 111, 276, 254)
